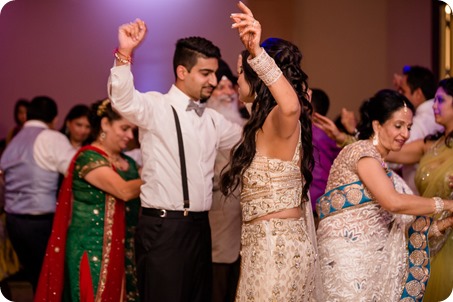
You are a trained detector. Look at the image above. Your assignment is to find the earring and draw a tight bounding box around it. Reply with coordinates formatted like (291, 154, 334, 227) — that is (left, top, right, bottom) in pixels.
(100, 131, 106, 141)
(372, 132, 379, 146)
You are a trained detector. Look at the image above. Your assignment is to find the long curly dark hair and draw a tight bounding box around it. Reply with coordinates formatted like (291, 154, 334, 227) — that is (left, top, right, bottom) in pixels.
(424, 77, 453, 147)
(219, 38, 314, 201)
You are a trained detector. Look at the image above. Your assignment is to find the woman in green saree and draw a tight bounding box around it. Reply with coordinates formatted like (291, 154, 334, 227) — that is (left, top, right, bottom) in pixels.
(35, 99, 142, 302)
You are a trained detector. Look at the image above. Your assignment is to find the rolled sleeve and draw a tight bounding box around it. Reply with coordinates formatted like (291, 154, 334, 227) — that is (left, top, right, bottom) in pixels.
(108, 64, 156, 129)
(34, 130, 77, 174)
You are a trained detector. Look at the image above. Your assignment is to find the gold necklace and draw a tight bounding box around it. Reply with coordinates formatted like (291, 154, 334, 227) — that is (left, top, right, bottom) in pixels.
(431, 136, 445, 156)
(92, 142, 120, 164)
(109, 155, 121, 165)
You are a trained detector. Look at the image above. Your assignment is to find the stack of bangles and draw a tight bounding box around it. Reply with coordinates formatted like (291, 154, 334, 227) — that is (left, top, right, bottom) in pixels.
(429, 196, 446, 237)
(247, 47, 282, 86)
(433, 196, 444, 214)
(114, 48, 133, 64)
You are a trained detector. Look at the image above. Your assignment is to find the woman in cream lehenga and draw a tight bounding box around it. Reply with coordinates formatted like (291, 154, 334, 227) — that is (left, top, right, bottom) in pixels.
(386, 78, 453, 301)
(221, 2, 320, 301)
(316, 89, 453, 301)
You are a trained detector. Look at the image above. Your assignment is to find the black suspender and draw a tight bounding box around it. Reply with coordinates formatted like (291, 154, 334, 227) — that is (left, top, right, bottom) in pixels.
(171, 106, 190, 216)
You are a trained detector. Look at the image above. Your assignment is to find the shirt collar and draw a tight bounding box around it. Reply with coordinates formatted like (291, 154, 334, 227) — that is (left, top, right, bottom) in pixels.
(167, 85, 200, 109)
(416, 98, 434, 113)
(23, 120, 49, 129)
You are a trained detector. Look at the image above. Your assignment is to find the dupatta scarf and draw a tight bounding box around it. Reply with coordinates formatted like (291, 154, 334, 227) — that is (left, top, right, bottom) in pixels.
(34, 145, 126, 302)
(415, 139, 453, 301)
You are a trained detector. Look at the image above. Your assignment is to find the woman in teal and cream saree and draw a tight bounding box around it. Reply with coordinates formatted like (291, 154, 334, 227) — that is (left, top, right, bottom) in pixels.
(316, 90, 453, 302)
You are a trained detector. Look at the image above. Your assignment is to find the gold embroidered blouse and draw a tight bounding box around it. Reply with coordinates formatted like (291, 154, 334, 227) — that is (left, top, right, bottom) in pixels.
(240, 135, 303, 222)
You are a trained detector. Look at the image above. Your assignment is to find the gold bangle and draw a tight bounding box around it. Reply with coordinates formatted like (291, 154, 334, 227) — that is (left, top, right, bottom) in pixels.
(429, 221, 443, 237)
(114, 51, 132, 64)
(337, 134, 356, 148)
(433, 197, 444, 214)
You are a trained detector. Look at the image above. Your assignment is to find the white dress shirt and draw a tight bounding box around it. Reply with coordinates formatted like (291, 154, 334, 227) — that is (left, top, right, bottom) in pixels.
(402, 99, 444, 195)
(407, 99, 444, 142)
(27, 120, 76, 174)
(109, 65, 242, 211)
(124, 148, 143, 167)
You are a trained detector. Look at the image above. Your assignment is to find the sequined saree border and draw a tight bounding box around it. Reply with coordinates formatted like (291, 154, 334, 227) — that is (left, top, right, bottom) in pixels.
(94, 194, 117, 302)
(399, 216, 432, 302)
(316, 178, 374, 219)
(316, 173, 432, 301)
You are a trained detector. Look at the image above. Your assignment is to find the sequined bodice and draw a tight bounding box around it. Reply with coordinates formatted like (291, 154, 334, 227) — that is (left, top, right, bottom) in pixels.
(240, 136, 303, 222)
(326, 140, 385, 192)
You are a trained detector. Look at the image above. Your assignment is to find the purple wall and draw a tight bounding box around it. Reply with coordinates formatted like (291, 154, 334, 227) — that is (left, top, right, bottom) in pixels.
(0, 0, 434, 139)
(0, 0, 244, 137)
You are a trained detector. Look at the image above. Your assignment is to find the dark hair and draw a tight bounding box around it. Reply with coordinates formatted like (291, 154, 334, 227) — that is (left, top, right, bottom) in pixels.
(220, 38, 314, 201)
(356, 89, 415, 140)
(311, 88, 330, 116)
(13, 99, 29, 125)
(173, 37, 221, 77)
(60, 104, 91, 142)
(27, 96, 58, 123)
(216, 59, 237, 85)
(403, 65, 437, 100)
(425, 77, 453, 147)
(89, 99, 122, 142)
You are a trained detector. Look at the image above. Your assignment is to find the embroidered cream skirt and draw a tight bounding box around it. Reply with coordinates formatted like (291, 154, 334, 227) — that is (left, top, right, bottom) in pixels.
(235, 218, 318, 302)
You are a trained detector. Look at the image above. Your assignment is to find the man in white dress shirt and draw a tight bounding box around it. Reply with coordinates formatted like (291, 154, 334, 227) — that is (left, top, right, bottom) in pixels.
(394, 65, 444, 194)
(108, 19, 242, 301)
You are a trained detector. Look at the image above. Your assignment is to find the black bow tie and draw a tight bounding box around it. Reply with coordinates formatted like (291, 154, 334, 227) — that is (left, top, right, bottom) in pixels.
(186, 100, 206, 117)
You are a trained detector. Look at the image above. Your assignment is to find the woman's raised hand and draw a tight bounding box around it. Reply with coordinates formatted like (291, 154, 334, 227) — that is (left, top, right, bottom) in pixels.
(313, 113, 342, 141)
(230, 1, 262, 58)
(118, 18, 147, 57)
